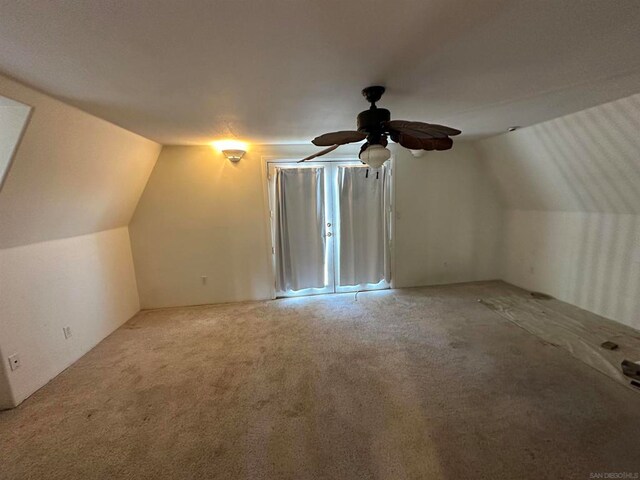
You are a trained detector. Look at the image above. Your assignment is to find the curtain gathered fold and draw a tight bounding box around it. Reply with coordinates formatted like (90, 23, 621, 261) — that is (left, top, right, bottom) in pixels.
(337, 165, 391, 287)
(274, 167, 326, 292)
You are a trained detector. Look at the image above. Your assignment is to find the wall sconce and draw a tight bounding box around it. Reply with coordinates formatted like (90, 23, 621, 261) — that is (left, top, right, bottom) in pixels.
(222, 149, 245, 162)
(212, 140, 248, 162)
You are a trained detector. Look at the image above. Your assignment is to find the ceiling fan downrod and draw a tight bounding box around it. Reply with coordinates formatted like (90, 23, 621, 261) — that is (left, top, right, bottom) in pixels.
(357, 86, 390, 141)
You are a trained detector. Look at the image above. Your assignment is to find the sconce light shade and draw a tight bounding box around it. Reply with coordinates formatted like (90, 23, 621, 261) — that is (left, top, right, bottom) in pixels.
(212, 140, 248, 162)
(222, 149, 245, 162)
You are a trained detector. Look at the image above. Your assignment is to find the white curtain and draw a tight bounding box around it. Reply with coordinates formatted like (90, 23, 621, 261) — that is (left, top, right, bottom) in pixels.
(274, 167, 326, 292)
(338, 165, 391, 286)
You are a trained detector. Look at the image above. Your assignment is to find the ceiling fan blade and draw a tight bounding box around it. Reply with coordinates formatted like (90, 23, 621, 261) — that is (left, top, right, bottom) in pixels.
(390, 133, 454, 152)
(419, 138, 436, 151)
(433, 137, 453, 150)
(297, 144, 340, 163)
(312, 130, 367, 147)
(419, 137, 454, 151)
(387, 120, 461, 138)
(391, 132, 424, 150)
(387, 124, 438, 139)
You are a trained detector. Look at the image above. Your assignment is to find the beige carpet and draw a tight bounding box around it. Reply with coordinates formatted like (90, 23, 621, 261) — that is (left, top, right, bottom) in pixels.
(1, 281, 639, 479)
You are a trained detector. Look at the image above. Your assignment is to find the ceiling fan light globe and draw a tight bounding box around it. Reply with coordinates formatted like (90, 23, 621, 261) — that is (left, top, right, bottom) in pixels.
(359, 144, 390, 168)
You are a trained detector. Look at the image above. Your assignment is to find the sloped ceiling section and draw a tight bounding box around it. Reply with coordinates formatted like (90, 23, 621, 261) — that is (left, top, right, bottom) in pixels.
(0, 74, 162, 248)
(476, 93, 640, 214)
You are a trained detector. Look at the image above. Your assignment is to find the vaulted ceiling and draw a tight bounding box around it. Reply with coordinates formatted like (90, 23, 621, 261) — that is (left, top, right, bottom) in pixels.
(477, 93, 640, 214)
(0, 75, 161, 248)
(1, 0, 639, 144)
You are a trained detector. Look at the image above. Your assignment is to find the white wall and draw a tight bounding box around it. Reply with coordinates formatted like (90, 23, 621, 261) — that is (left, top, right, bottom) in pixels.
(130, 145, 275, 308)
(0, 99, 31, 408)
(477, 93, 640, 329)
(393, 144, 503, 288)
(501, 210, 640, 329)
(0, 75, 161, 408)
(0, 342, 13, 409)
(130, 143, 503, 309)
(0, 227, 140, 408)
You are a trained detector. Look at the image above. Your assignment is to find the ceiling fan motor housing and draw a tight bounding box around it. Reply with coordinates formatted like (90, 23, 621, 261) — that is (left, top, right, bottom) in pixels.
(357, 108, 390, 134)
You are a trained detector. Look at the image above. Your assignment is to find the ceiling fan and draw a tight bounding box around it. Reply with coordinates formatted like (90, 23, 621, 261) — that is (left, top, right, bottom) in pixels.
(298, 86, 461, 167)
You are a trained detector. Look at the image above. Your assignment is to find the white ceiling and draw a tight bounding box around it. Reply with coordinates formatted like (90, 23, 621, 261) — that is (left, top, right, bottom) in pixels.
(0, 0, 639, 145)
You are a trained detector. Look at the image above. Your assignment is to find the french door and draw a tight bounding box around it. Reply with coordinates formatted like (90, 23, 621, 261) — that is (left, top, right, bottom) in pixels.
(267, 160, 391, 298)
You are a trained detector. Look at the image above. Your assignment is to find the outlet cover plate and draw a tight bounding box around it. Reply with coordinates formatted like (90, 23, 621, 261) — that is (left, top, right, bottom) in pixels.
(8, 354, 20, 371)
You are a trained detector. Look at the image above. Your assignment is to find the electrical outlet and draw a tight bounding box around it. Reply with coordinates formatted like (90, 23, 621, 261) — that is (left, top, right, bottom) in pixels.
(63, 326, 72, 339)
(8, 354, 20, 371)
